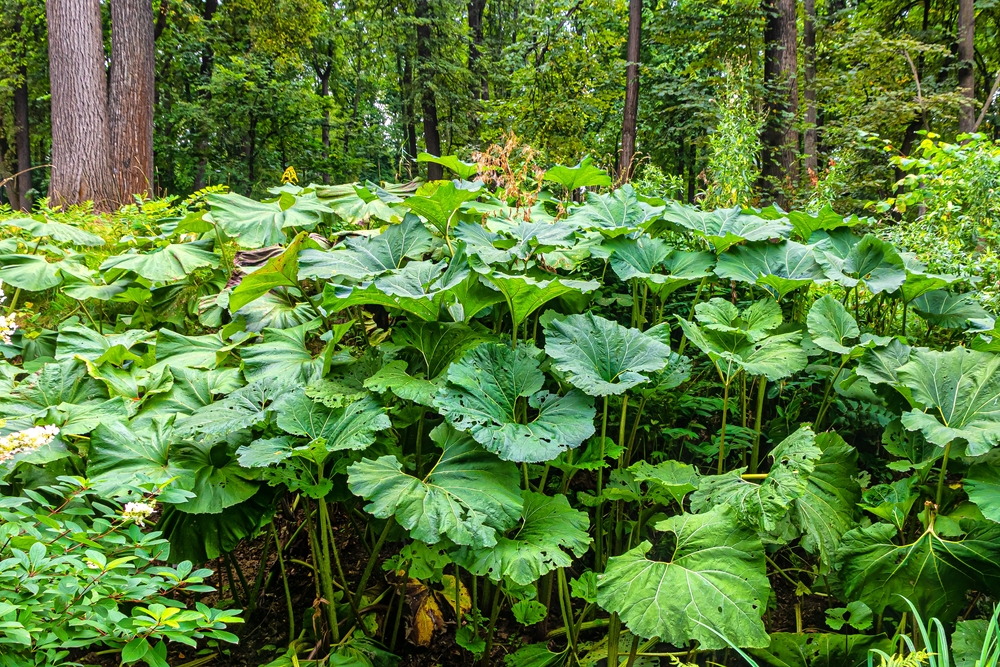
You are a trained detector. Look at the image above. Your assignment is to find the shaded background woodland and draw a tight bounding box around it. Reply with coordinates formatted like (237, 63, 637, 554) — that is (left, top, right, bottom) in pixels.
(0, 0, 997, 207)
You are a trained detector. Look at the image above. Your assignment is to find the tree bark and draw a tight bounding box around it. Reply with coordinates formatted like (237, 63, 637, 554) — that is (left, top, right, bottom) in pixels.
(320, 65, 332, 184)
(13, 66, 31, 211)
(802, 0, 817, 178)
(468, 0, 488, 101)
(618, 0, 642, 181)
(192, 0, 219, 191)
(761, 0, 798, 202)
(957, 0, 975, 133)
(401, 53, 418, 171)
(415, 0, 443, 180)
(110, 0, 157, 199)
(47, 0, 116, 211)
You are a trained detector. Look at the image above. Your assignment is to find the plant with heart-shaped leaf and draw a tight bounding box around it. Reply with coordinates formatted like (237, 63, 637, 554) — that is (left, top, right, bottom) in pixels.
(678, 298, 807, 473)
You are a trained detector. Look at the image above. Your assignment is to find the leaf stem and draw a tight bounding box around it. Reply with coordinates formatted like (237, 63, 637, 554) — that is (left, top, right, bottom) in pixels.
(935, 441, 953, 507)
(272, 523, 296, 641)
(717, 381, 731, 475)
(595, 395, 610, 571)
(750, 377, 767, 474)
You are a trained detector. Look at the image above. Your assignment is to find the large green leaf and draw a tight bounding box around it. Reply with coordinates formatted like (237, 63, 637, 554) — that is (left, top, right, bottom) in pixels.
(544, 313, 671, 396)
(454, 492, 590, 585)
(157, 486, 278, 562)
(389, 320, 494, 378)
(298, 214, 433, 281)
(54, 325, 154, 364)
(816, 234, 906, 294)
(604, 236, 669, 284)
(405, 180, 483, 236)
(629, 459, 700, 507)
(230, 287, 316, 332)
(87, 416, 183, 493)
(790, 432, 861, 570)
(911, 290, 991, 330)
(206, 193, 292, 248)
(806, 294, 860, 354)
(416, 152, 479, 180)
(786, 205, 856, 241)
(482, 273, 599, 332)
(177, 375, 294, 439)
(170, 437, 260, 514)
(347, 424, 522, 548)
(896, 347, 1000, 455)
(100, 240, 220, 282)
(435, 343, 595, 462)
(275, 391, 390, 451)
(543, 156, 612, 191)
(856, 338, 911, 386)
(229, 231, 310, 312)
(4, 216, 105, 246)
(596, 506, 770, 648)
(748, 632, 891, 667)
(690, 426, 820, 531)
(241, 319, 327, 384)
(965, 463, 1000, 524)
(0, 359, 107, 419)
(568, 184, 656, 237)
(149, 329, 236, 372)
(136, 367, 244, 423)
(662, 203, 792, 253)
(0, 254, 63, 291)
(835, 521, 1000, 621)
(715, 240, 826, 299)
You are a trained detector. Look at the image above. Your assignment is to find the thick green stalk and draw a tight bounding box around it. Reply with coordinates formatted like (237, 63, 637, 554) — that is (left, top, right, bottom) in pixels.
(815, 358, 848, 430)
(595, 395, 610, 571)
(607, 612, 621, 667)
(321, 499, 370, 636)
(556, 568, 578, 656)
(271, 523, 296, 640)
(355, 518, 395, 601)
(315, 500, 340, 640)
(638, 283, 649, 331)
(717, 381, 731, 475)
(624, 396, 647, 466)
(936, 441, 953, 507)
(480, 586, 504, 666)
(678, 276, 709, 355)
(624, 634, 641, 667)
(414, 412, 426, 478)
(750, 377, 767, 474)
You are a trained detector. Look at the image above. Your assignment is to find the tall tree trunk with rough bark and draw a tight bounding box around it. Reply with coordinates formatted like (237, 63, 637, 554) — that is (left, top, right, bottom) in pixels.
(415, 0, 442, 179)
(802, 0, 817, 179)
(957, 0, 975, 133)
(13, 67, 31, 211)
(110, 0, 157, 199)
(47, 0, 116, 210)
(401, 52, 418, 172)
(761, 0, 799, 202)
(619, 0, 641, 181)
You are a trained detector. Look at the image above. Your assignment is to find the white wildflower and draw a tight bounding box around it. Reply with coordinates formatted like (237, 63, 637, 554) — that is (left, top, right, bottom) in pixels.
(122, 501, 157, 527)
(0, 281, 14, 345)
(0, 424, 60, 464)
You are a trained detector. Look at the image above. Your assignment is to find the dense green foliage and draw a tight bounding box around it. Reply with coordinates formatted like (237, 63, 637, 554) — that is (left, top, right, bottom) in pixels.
(3, 154, 1000, 666)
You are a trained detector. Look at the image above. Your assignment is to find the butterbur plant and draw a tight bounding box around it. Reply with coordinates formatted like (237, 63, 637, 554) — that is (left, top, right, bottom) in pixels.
(0, 477, 240, 667)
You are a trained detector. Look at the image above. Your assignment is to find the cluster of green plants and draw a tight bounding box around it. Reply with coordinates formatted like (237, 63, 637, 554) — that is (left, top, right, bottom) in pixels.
(3, 151, 1000, 667)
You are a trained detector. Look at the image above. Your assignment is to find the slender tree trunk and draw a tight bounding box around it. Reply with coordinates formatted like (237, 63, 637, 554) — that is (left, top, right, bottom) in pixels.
(110, 0, 157, 199)
(0, 126, 18, 210)
(618, 0, 642, 181)
(468, 0, 488, 101)
(415, 0, 443, 179)
(802, 0, 817, 178)
(761, 0, 799, 203)
(47, 0, 116, 211)
(399, 52, 418, 175)
(320, 67, 331, 184)
(192, 0, 218, 191)
(957, 0, 975, 133)
(13, 67, 31, 211)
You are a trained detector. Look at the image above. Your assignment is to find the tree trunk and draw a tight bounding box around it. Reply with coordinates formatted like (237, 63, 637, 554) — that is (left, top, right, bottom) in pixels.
(415, 0, 443, 180)
(802, 0, 817, 178)
(957, 0, 975, 133)
(47, 0, 116, 211)
(468, 0, 488, 101)
(0, 124, 18, 210)
(402, 55, 418, 170)
(110, 0, 157, 199)
(761, 0, 799, 203)
(192, 0, 218, 191)
(320, 67, 331, 184)
(618, 0, 642, 181)
(13, 66, 31, 211)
